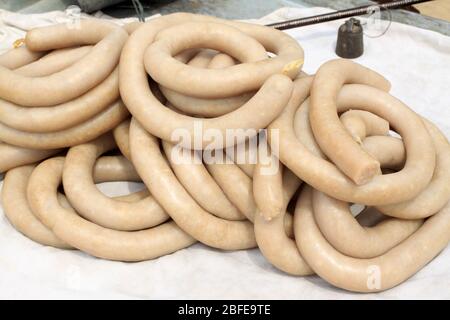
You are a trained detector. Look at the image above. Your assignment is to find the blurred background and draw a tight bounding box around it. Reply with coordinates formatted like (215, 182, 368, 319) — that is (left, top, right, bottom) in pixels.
(0, 0, 447, 20)
(0, 1, 448, 35)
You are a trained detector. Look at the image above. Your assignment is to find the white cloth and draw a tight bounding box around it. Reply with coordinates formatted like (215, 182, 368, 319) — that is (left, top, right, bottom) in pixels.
(0, 7, 449, 299)
(0, 6, 157, 52)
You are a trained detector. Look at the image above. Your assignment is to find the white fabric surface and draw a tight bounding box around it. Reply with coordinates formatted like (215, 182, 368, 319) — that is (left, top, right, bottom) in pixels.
(0, 6, 449, 299)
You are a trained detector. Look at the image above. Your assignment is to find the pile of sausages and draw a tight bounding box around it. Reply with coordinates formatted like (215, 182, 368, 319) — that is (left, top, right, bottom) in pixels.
(0, 18, 130, 171)
(0, 13, 448, 293)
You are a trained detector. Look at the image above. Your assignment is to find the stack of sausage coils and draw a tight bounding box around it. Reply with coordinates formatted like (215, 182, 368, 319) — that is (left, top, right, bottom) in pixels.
(0, 13, 448, 293)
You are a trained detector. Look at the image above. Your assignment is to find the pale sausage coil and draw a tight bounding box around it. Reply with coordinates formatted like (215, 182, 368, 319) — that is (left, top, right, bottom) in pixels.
(0, 14, 448, 294)
(0, 19, 129, 155)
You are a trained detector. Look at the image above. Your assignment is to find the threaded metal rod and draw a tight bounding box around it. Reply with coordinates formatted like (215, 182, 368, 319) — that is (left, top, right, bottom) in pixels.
(267, 0, 432, 30)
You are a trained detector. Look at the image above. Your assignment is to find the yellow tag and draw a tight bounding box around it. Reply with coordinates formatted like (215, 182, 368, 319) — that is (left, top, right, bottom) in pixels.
(282, 59, 304, 77)
(13, 38, 25, 49)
